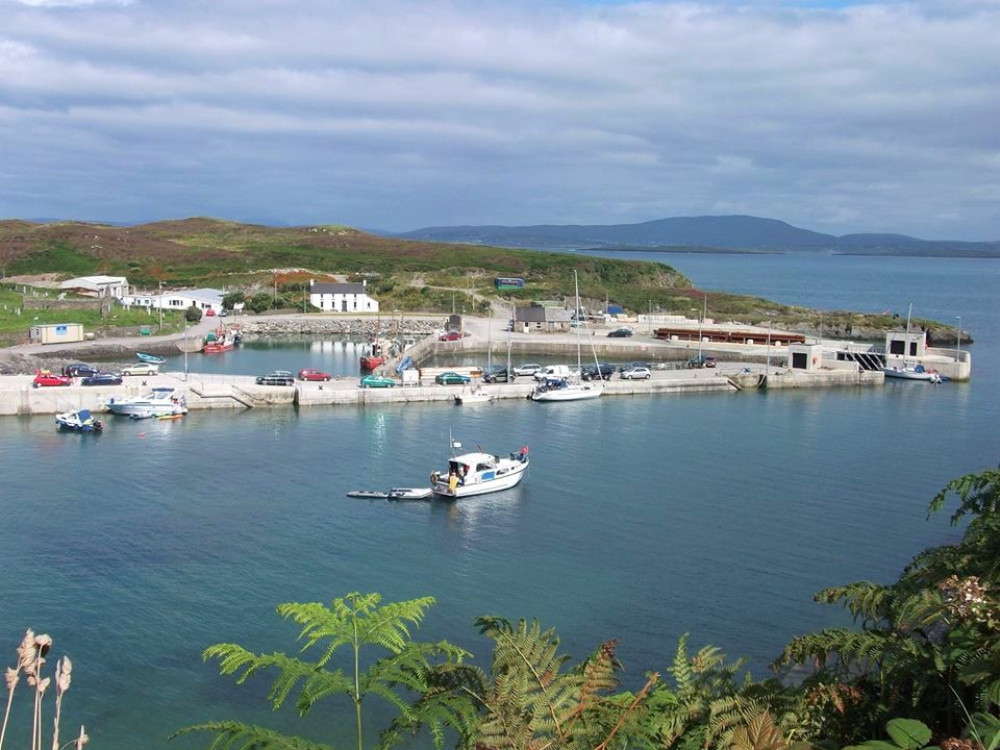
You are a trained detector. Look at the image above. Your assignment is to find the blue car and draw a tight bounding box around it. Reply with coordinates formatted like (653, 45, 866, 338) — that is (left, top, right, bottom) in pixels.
(81, 373, 124, 386)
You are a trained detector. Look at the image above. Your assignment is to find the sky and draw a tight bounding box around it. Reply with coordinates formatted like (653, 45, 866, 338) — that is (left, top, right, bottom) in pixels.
(1, 0, 998, 240)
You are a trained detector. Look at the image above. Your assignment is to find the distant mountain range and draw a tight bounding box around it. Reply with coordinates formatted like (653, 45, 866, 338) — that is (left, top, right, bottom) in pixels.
(394, 215, 1000, 257)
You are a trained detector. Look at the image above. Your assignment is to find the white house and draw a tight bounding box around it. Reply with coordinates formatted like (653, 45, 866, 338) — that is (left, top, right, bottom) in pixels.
(59, 275, 129, 298)
(121, 288, 224, 314)
(309, 280, 379, 313)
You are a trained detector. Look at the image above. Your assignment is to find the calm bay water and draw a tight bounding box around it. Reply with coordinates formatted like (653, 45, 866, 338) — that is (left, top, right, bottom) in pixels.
(1, 253, 998, 749)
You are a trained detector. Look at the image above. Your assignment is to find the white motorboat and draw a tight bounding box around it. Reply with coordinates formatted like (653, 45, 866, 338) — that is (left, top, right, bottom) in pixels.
(454, 387, 494, 405)
(532, 270, 604, 403)
(431, 444, 530, 498)
(106, 387, 188, 417)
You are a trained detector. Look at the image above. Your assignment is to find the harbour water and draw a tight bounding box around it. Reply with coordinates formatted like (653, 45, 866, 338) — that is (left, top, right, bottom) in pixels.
(1, 253, 998, 750)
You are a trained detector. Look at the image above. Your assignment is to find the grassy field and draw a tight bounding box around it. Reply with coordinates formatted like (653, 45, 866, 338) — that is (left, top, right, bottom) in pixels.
(0, 284, 185, 346)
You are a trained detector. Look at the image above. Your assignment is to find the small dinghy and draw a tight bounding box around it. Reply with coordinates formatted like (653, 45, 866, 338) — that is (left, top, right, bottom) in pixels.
(346, 490, 391, 499)
(387, 487, 433, 501)
(136, 351, 166, 364)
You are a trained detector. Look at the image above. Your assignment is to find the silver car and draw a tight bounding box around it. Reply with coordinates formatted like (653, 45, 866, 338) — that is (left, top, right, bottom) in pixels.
(512, 363, 542, 376)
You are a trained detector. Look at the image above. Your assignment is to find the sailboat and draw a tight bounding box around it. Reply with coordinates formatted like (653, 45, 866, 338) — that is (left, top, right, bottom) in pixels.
(531, 271, 604, 402)
(883, 303, 938, 381)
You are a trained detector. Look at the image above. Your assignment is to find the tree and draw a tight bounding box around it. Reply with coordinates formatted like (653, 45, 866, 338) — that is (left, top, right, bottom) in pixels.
(247, 292, 272, 314)
(184, 305, 202, 323)
(222, 291, 245, 310)
(175, 592, 468, 750)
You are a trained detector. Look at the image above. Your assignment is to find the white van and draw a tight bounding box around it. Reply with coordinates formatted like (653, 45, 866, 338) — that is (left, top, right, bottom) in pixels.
(533, 365, 574, 381)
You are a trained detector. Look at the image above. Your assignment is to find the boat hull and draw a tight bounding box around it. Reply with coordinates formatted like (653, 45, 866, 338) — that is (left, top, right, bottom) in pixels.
(531, 383, 603, 402)
(883, 367, 936, 381)
(360, 356, 385, 371)
(203, 342, 234, 354)
(136, 352, 166, 364)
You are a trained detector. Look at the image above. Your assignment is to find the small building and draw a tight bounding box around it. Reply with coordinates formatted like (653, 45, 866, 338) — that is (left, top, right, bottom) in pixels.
(122, 288, 224, 314)
(29, 323, 85, 345)
(788, 343, 824, 371)
(309, 280, 379, 313)
(514, 305, 573, 332)
(494, 277, 525, 291)
(885, 329, 927, 359)
(59, 275, 129, 299)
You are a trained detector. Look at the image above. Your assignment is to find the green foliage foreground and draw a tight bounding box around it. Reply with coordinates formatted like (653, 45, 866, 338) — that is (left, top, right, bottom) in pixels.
(176, 468, 1000, 750)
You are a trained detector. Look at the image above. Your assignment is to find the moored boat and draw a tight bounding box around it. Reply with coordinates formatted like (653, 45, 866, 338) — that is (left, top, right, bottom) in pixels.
(136, 351, 166, 364)
(55, 409, 104, 433)
(107, 387, 188, 417)
(431, 444, 529, 499)
(454, 386, 493, 405)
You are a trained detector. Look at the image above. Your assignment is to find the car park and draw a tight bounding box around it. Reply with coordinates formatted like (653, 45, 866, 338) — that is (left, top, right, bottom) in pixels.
(512, 363, 542, 376)
(438, 330, 462, 342)
(62, 363, 100, 378)
(435, 371, 471, 385)
(255, 370, 296, 386)
(620, 366, 652, 380)
(687, 355, 717, 368)
(81, 373, 123, 386)
(32, 370, 73, 388)
(482, 367, 511, 383)
(298, 368, 331, 382)
(121, 362, 160, 376)
(359, 374, 396, 388)
(607, 328, 633, 338)
(582, 363, 615, 381)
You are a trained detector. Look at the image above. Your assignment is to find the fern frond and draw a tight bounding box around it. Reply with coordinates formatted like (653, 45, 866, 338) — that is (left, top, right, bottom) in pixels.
(171, 721, 332, 750)
(927, 467, 1000, 526)
(203, 644, 324, 711)
(730, 711, 790, 750)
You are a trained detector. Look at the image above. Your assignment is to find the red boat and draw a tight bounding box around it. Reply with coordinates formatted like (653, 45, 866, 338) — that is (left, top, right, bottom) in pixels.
(203, 324, 241, 354)
(360, 336, 385, 371)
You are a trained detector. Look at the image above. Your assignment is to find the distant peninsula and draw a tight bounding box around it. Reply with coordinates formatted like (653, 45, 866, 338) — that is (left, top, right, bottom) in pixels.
(393, 215, 1000, 258)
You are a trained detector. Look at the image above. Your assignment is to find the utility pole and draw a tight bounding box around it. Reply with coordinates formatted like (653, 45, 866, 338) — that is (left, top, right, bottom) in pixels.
(183, 318, 189, 381)
(955, 316, 962, 362)
(766, 320, 772, 377)
(158, 280, 163, 331)
(648, 300, 652, 335)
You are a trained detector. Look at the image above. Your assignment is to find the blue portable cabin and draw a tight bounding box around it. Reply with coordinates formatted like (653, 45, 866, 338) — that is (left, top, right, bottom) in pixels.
(494, 277, 525, 291)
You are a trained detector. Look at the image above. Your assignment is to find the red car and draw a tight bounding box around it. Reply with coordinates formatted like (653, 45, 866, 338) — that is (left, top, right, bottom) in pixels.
(298, 368, 331, 382)
(33, 370, 73, 388)
(438, 330, 462, 342)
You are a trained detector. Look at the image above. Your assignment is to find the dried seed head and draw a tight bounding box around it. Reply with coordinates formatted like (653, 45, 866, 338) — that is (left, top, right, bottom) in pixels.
(56, 656, 72, 694)
(36, 676, 50, 696)
(34, 634, 53, 657)
(4, 666, 17, 691)
(75, 725, 89, 749)
(17, 629, 36, 671)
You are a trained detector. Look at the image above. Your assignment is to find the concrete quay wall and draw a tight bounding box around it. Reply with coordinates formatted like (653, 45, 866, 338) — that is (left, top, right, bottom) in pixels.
(764, 369, 884, 389)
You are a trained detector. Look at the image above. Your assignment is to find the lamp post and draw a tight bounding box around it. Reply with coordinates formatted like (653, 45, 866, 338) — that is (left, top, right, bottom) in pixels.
(158, 281, 163, 332)
(955, 316, 962, 362)
(766, 320, 772, 377)
(648, 300, 652, 335)
(183, 318, 189, 381)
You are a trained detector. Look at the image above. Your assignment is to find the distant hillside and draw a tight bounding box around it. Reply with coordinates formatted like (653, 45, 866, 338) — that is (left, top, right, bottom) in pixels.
(396, 215, 1000, 257)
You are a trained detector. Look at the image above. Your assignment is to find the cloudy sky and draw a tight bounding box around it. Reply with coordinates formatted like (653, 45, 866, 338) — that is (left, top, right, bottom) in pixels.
(1, 0, 998, 239)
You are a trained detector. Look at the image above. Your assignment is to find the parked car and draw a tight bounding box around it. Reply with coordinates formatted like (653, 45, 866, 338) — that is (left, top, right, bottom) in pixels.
(298, 368, 331, 382)
(534, 365, 574, 381)
(256, 370, 296, 386)
(482, 367, 510, 383)
(32, 370, 73, 388)
(81, 373, 123, 386)
(62, 363, 100, 378)
(205, 308, 216, 316)
(438, 330, 462, 342)
(512, 363, 542, 376)
(121, 362, 160, 376)
(435, 371, 471, 385)
(617, 361, 650, 373)
(687, 355, 717, 369)
(620, 366, 652, 380)
(607, 328, 633, 338)
(360, 374, 396, 388)
(219, 309, 229, 317)
(582, 363, 616, 381)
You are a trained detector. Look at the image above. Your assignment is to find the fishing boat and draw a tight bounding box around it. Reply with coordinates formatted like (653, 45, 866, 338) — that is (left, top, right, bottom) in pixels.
(531, 271, 603, 402)
(135, 352, 166, 365)
(430, 442, 530, 499)
(55, 409, 104, 432)
(360, 326, 385, 371)
(202, 324, 241, 354)
(106, 387, 188, 417)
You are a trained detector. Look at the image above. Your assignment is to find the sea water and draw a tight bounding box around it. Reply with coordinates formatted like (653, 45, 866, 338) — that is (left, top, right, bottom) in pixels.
(0, 253, 997, 750)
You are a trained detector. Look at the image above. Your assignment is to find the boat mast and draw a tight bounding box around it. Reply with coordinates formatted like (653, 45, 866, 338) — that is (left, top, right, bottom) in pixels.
(904, 302, 913, 367)
(574, 270, 582, 371)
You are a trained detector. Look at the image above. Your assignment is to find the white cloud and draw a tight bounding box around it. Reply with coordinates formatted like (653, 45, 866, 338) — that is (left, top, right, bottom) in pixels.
(0, 0, 997, 238)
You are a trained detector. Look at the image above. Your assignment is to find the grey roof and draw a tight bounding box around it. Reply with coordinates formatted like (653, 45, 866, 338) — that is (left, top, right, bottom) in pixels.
(311, 282, 367, 294)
